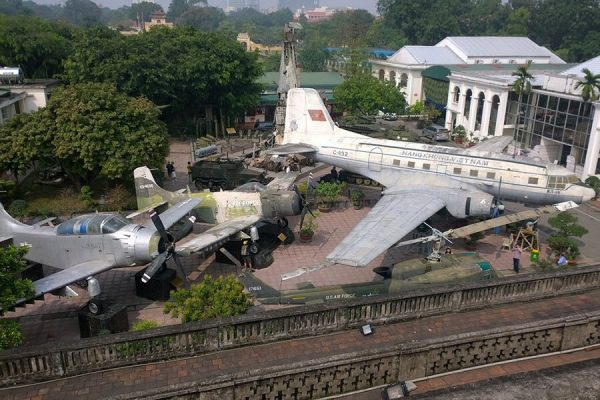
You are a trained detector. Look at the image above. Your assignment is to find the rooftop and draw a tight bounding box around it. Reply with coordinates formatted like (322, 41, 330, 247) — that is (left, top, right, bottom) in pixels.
(439, 36, 563, 60)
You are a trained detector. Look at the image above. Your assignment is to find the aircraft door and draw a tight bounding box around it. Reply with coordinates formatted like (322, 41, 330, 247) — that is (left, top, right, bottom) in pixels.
(368, 147, 383, 172)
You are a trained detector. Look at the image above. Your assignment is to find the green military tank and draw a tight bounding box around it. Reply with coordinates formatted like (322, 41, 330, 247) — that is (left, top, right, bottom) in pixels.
(336, 115, 434, 143)
(191, 158, 269, 190)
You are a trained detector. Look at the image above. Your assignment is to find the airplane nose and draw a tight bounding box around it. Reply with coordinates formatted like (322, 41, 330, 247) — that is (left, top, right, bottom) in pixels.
(583, 186, 596, 202)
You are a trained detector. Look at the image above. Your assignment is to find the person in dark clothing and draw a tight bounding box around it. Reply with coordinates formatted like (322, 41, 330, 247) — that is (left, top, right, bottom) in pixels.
(166, 162, 173, 181)
(330, 166, 338, 183)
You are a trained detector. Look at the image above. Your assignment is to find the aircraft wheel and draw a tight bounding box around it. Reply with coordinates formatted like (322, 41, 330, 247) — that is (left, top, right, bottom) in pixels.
(88, 298, 103, 315)
(194, 179, 204, 190)
(249, 244, 259, 254)
(355, 178, 363, 185)
(363, 179, 371, 185)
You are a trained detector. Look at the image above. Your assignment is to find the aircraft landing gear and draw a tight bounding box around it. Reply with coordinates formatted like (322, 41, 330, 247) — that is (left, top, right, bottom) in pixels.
(87, 297, 103, 315)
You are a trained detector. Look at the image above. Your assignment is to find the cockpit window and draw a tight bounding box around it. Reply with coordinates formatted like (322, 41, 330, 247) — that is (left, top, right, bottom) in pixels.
(548, 175, 579, 190)
(57, 214, 129, 235)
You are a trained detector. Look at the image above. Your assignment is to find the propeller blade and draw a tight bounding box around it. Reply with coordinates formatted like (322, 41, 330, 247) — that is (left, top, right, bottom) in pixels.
(171, 216, 196, 242)
(172, 253, 190, 288)
(141, 252, 168, 283)
(149, 209, 170, 244)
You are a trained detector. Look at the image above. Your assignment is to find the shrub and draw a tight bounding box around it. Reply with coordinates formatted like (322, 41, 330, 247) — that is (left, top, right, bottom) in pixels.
(132, 320, 161, 331)
(164, 275, 252, 323)
(585, 176, 600, 199)
(350, 189, 365, 206)
(79, 185, 95, 209)
(0, 320, 23, 350)
(315, 181, 345, 205)
(7, 200, 27, 219)
(103, 184, 135, 212)
(547, 234, 580, 259)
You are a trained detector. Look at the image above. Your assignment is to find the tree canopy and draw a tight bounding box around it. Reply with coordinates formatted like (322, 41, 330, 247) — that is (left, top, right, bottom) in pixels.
(0, 83, 169, 186)
(164, 274, 252, 322)
(333, 71, 406, 115)
(575, 68, 600, 102)
(62, 26, 263, 128)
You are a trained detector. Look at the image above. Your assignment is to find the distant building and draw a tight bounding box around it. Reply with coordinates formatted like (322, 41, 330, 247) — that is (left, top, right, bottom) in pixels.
(237, 33, 283, 55)
(144, 10, 173, 31)
(278, 0, 319, 12)
(0, 79, 61, 125)
(226, 0, 260, 12)
(295, 6, 335, 23)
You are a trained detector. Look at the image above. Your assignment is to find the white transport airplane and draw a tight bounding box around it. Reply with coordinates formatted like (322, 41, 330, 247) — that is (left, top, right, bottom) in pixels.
(269, 88, 596, 267)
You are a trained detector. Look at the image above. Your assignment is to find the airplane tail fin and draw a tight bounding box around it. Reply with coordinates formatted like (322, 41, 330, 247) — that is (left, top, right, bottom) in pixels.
(283, 88, 336, 144)
(134, 166, 173, 210)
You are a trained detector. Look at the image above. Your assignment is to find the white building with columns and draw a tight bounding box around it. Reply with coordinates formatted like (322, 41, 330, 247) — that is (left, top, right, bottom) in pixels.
(371, 36, 564, 107)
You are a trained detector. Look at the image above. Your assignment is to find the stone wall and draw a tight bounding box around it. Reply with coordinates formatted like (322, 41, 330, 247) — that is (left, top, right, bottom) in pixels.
(1, 264, 600, 388)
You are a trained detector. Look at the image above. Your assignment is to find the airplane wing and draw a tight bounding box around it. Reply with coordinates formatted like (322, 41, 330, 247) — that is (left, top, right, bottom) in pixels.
(143, 198, 201, 230)
(176, 215, 261, 255)
(467, 136, 513, 153)
(32, 260, 115, 296)
(266, 172, 299, 191)
(327, 192, 446, 267)
(267, 143, 317, 155)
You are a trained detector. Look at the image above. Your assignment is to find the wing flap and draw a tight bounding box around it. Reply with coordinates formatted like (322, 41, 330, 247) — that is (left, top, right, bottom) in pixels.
(32, 260, 115, 296)
(266, 143, 317, 155)
(176, 215, 261, 255)
(327, 192, 446, 267)
(266, 172, 299, 191)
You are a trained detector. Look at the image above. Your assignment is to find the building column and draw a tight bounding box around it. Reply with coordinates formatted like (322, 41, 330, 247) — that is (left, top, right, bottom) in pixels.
(456, 92, 467, 128)
(582, 103, 600, 180)
(467, 90, 479, 133)
(479, 99, 493, 138)
(494, 92, 509, 137)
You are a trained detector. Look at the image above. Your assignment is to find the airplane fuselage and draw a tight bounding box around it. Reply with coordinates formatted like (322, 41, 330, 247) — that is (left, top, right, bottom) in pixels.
(302, 132, 594, 205)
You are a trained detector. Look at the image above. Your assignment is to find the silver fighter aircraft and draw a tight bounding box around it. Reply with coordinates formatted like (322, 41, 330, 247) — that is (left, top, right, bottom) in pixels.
(0, 198, 202, 313)
(269, 88, 596, 267)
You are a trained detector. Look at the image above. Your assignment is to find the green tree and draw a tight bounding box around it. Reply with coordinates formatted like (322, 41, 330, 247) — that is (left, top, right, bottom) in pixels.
(547, 211, 588, 259)
(261, 52, 281, 73)
(575, 68, 600, 102)
(166, 0, 206, 22)
(298, 38, 328, 72)
(128, 1, 163, 23)
(163, 275, 252, 322)
(63, 0, 102, 26)
(0, 15, 75, 79)
(505, 7, 529, 36)
(63, 27, 263, 130)
(334, 72, 406, 115)
(0, 83, 169, 187)
(511, 60, 533, 152)
(178, 6, 225, 31)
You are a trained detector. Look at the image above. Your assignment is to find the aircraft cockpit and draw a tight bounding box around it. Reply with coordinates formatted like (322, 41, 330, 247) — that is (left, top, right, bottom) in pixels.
(57, 214, 130, 235)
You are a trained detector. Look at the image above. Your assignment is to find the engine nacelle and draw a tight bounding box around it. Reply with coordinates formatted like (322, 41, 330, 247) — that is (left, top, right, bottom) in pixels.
(445, 191, 494, 219)
(259, 191, 302, 218)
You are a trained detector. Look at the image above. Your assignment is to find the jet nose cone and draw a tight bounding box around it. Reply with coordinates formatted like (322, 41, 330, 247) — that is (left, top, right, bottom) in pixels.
(583, 186, 596, 202)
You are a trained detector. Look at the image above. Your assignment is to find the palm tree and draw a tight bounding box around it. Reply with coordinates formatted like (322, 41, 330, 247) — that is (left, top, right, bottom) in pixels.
(511, 60, 534, 157)
(575, 68, 600, 102)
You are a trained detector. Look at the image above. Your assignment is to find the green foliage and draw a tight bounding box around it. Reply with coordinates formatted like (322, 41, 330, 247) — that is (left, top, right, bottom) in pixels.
(178, 6, 226, 32)
(575, 68, 600, 102)
(315, 181, 345, 204)
(408, 101, 425, 115)
(0, 83, 169, 187)
(63, 27, 263, 129)
(102, 184, 135, 212)
(79, 185, 95, 209)
(0, 319, 24, 351)
(585, 176, 600, 198)
(334, 72, 406, 115)
(0, 246, 34, 312)
(63, 0, 101, 27)
(7, 200, 27, 219)
(350, 189, 365, 205)
(533, 257, 555, 272)
(300, 212, 319, 236)
(0, 15, 75, 79)
(452, 125, 467, 140)
(163, 275, 252, 323)
(167, 0, 207, 22)
(128, 1, 163, 23)
(547, 234, 580, 259)
(261, 52, 281, 73)
(465, 231, 484, 246)
(548, 212, 588, 238)
(298, 38, 329, 72)
(132, 320, 161, 331)
(0, 179, 17, 204)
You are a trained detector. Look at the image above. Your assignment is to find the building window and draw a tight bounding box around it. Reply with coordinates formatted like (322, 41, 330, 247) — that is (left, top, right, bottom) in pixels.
(475, 59, 483, 64)
(423, 163, 430, 170)
(407, 161, 415, 168)
(453, 167, 462, 174)
(528, 177, 539, 185)
(487, 172, 496, 179)
(393, 159, 400, 166)
(493, 59, 499, 64)
(470, 169, 478, 177)
(509, 59, 516, 64)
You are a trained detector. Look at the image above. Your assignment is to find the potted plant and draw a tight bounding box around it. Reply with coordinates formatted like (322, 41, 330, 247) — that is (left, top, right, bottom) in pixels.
(299, 213, 319, 242)
(350, 189, 365, 209)
(315, 181, 345, 212)
(452, 125, 467, 144)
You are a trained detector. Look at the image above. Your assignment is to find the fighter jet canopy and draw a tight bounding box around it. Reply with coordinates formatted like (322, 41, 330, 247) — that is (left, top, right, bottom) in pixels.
(57, 214, 130, 235)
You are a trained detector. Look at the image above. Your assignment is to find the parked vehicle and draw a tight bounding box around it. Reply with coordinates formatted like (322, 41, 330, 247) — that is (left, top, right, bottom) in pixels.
(191, 159, 269, 190)
(421, 124, 450, 141)
(383, 113, 398, 121)
(257, 121, 274, 132)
